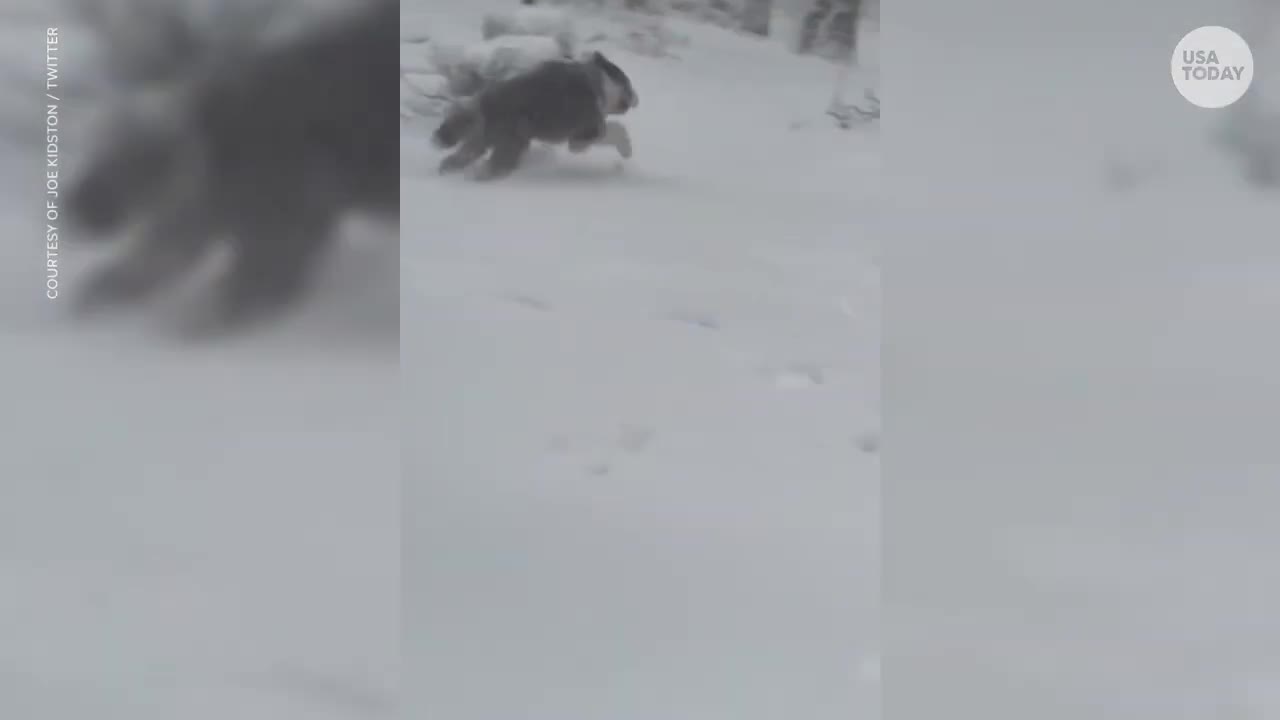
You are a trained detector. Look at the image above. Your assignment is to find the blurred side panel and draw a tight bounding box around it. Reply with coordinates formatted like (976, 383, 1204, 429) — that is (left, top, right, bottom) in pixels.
(0, 2, 400, 718)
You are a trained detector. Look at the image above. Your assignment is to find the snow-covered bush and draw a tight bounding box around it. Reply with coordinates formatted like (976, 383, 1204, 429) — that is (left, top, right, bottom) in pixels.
(662, 0, 741, 27)
(825, 51, 877, 129)
(401, 56, 453, 120)
(534, 0, 745, 30)
(540, 2, 689, 59)
(607, 15, 689, 57)
(431, 35, 567, 97)
(828, 88, 878, 128)
(481, 5, 578, 57)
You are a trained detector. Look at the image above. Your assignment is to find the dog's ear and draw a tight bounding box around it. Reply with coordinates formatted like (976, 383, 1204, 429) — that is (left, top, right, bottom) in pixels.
(590, 50, 606, 64)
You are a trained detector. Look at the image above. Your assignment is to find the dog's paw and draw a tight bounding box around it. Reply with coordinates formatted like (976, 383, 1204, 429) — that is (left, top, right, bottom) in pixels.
(605, 120, 633, 159)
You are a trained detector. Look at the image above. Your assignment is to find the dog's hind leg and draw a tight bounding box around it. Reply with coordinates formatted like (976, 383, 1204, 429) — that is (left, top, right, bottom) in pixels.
(478, 136, 530, 180)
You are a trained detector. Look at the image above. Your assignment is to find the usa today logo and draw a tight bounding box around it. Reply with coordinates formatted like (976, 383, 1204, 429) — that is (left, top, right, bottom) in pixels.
(1172, 26, 1254, 109)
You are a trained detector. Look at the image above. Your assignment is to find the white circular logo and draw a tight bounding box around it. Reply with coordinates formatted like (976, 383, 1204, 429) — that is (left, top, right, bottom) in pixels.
(1172, 26, 1254, 109)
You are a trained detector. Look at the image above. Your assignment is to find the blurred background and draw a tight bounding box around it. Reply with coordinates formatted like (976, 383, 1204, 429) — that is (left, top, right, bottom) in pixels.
(885, 1, 1280, 719)
(0, 1, 397, 717)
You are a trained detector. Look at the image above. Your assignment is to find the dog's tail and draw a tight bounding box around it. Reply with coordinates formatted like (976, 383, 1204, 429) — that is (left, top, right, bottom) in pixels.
(433, 101, 481, 149)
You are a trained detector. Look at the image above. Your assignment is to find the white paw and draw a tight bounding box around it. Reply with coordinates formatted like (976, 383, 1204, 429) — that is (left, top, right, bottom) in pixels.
(605, 120, 633, 159)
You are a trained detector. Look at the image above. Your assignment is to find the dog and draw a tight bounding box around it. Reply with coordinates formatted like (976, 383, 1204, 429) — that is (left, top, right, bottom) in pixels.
(432, 50, 639, 180)
(66, 0, 398, 334)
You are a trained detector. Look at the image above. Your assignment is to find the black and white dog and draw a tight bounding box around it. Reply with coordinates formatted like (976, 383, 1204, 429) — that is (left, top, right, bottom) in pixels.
(432, 50, 639, 179)
(66, 0, 398, 333)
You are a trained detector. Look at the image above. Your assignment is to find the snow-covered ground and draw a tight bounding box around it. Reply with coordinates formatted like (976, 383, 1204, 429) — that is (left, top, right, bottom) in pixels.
(0, 3, 397, 718)
(402, 2, 879, 719)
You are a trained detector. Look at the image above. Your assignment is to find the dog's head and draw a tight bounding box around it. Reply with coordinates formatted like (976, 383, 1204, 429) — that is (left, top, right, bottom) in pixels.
(587, 50, 638, 115)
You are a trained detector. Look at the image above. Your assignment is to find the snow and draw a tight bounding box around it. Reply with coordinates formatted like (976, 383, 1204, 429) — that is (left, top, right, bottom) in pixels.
(402, 2, 879, 719)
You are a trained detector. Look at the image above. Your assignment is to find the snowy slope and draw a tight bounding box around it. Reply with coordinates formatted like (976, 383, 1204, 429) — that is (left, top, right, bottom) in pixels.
(0, 3, 397, 718)
(402, 3, 879, 719)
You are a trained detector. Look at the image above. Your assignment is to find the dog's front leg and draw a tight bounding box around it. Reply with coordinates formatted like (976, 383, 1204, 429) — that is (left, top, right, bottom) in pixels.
(602, 119, 632, 159)
(567, 119, 632, 158)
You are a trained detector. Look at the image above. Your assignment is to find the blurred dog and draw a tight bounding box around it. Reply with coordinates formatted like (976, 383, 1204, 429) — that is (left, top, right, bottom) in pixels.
(432, 50, 639, 179)
(66, 0, 398, 334)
